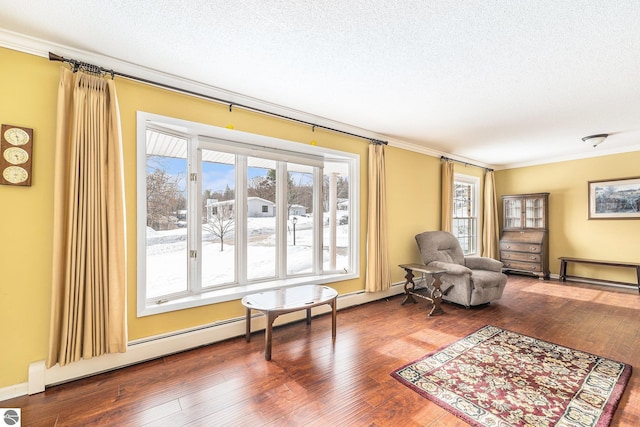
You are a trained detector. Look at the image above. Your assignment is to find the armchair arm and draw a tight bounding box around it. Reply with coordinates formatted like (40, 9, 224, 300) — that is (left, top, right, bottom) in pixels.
(464, 256, 504, 272)
(428, 261, 472, 275)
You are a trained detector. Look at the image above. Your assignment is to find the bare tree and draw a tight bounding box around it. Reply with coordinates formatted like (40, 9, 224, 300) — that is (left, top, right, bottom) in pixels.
(248, 169, 310, 218)
(146, 165, 185, 230)
(248, 169, 276, 202)
(289, 171, 312, 216)
(322, 174, 349, 211)
(203, 204, 235, 251)
(223, 184, 235, 201)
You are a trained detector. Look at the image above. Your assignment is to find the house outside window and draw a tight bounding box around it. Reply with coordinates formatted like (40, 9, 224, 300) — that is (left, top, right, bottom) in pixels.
(137, 112, 360, 316)
(452, 174, 479, 255)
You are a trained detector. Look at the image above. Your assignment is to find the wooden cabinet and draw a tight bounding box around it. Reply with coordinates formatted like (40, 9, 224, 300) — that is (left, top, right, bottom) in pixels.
(500, 193, 549, 279)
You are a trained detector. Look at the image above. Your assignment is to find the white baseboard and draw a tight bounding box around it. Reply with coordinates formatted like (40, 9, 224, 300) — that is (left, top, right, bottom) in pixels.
(11, 283, 405, 398)
(0, 383, 29, 401)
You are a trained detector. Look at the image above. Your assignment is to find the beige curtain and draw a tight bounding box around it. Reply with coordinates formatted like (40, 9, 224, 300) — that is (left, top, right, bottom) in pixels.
(482, 170, 500, 259)
(47, 68, 127, 368)
(365, 143, 391, 292)
(441, 160, 454, 232)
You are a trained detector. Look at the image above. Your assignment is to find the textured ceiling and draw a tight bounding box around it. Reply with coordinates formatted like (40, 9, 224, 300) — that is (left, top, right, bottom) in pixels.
(1, 0, 640, 168)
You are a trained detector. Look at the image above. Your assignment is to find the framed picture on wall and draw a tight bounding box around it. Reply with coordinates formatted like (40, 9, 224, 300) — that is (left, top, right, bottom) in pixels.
(588, 176, 640, 219)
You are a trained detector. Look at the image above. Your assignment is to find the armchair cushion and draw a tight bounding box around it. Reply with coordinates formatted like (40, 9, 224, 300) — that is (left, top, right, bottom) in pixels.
(464, 256, 503, 272)
(429, 261, 472, 276)
(415, 231, 465, 265)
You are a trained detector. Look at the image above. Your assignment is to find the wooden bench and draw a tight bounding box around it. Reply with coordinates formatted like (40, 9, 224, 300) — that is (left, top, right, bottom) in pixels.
(558, 257, 640, 293)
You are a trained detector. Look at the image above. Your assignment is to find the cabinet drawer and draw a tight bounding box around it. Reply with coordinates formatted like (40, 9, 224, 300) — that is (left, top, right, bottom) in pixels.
(501, 230, 545, 243)
(500, 242, 541, 253)
(501, 251, 541, 262)
(502, 260, 542, 272)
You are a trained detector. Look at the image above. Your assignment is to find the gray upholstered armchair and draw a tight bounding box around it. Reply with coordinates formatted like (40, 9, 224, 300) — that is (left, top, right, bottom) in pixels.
(415, 231, 507, 307)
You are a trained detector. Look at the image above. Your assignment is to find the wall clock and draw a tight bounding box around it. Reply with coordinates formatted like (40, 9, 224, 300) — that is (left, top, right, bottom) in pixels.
(1, 124, 33, 186)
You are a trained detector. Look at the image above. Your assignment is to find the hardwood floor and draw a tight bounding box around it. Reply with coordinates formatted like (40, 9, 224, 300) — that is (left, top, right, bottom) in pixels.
(3, 276, 640, 426)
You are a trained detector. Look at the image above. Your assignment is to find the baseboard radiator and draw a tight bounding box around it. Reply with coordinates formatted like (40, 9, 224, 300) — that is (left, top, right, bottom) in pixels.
(20, 283, 406, 398)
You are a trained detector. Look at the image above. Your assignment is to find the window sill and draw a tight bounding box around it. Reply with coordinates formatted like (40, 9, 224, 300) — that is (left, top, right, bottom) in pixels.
(137, 272, 359, 317)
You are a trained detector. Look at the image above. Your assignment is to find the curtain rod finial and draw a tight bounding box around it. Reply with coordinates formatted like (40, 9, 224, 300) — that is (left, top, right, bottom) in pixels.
(49, 52, 64, 62)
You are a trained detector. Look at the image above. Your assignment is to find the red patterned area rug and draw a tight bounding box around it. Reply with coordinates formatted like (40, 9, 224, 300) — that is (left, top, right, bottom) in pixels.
(391, 325, 631, 426)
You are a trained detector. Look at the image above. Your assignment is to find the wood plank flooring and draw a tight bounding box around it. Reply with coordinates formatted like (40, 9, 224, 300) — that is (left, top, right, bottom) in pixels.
(2, 276, 640, 426)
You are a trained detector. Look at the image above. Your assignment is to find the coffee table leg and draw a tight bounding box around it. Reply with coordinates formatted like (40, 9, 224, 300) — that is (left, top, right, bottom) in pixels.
(245, 308, 251, 342)
(428, 273, 445, 316)
(265, 311, 278, 361)
(401, 267, 417, 305)
(331, 297, 337, 339)
(306, 308, 312, 325)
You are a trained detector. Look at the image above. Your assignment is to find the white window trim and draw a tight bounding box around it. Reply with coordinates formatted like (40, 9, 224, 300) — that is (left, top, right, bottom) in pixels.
(136, 112, 360, 317)
(453, 173, 480, 256)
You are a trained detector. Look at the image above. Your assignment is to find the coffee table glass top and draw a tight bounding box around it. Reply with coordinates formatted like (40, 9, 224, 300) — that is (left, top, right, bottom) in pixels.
(241, 285, 338, 311)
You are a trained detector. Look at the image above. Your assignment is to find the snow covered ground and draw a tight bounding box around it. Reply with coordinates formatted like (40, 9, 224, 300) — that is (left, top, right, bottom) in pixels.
(145, 215, 350, 298)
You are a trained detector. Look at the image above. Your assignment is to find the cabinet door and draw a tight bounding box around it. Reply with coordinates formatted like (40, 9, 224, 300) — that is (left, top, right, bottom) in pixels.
(503, 198, 522, 229)
(524, 196, 546, 229)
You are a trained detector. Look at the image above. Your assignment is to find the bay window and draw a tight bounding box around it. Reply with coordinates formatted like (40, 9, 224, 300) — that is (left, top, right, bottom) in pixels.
(137, 112, 359, 316)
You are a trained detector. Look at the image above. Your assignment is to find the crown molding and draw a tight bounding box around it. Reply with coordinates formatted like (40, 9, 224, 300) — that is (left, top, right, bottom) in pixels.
(498, 143, 640, 170)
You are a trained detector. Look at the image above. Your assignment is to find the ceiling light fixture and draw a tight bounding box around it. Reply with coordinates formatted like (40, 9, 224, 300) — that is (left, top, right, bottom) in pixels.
(581, 133, 608, 147)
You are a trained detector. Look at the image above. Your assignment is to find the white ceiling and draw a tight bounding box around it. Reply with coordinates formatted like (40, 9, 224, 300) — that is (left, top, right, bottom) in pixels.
(2, 0, 640, 169)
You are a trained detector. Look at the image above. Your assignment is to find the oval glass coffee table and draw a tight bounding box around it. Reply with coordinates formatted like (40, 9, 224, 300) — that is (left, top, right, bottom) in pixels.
(241, 285, 338, 360)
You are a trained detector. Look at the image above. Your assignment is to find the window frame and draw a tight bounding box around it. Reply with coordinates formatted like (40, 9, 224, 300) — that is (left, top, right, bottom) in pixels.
(136, 112, 360, 317)
(452, 173, 480, 256)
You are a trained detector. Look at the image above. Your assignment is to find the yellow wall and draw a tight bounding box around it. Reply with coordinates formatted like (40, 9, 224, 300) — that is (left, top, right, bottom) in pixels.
(495, 153, 640, 282)
(386, 146, 440, 279)
(0, 49, 58, 390)
(385, 151, 487, 278)
(0, 47, 443, 389)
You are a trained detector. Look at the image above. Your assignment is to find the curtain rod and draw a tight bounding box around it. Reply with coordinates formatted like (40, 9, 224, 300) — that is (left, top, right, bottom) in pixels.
(441, 156, 494, 172)
(48, 52, 387, 146)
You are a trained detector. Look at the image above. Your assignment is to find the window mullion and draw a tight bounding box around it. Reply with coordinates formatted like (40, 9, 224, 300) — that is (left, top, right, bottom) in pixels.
(313, 167, 323, 273)
(276, 161, 288, 278)
(190, 138, 202, 292)
(236, 155, 247, 284)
